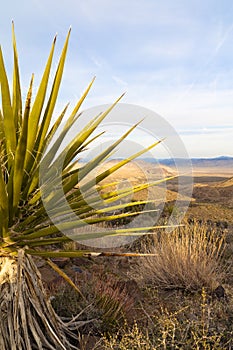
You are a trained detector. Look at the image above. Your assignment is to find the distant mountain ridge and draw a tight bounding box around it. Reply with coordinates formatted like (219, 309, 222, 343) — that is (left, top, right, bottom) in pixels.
(143, 156, 233, 168)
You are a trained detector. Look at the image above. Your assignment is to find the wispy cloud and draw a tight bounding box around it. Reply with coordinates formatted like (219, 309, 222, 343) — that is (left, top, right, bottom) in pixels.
(112, 75, 128, 87)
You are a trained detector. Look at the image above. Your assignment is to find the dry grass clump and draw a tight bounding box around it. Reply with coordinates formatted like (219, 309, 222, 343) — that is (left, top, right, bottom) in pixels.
(135, 222, 226, 292)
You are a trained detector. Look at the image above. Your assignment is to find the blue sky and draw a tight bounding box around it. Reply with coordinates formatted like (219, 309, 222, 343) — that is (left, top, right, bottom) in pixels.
(1, 0, 233, 157)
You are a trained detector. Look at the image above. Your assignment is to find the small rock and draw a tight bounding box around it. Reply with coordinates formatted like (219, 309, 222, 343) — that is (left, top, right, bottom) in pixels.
(213, 285, 226, 299)
(51, 257, 70, 268)
(72, 265, 83, 273)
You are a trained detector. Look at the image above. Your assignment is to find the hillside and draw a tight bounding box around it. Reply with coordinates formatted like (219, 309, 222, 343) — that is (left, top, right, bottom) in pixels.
(76, 158, 232, 222)
(193, 176, 233, 208)
(97, 160, 192, 204)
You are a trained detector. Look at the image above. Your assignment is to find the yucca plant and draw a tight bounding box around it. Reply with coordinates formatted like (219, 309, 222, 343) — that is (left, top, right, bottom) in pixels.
(0, 25, 171, 349)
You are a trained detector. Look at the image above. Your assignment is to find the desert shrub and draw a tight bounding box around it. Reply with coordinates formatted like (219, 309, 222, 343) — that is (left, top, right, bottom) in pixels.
(101, 321, 154, 350)
(100, 288, 233, 349)
(49, 271, 135, 334)
(49, 279, 83, 317)
(88, 274, 135, 332)
(149, 287, 233, 349)
(134, 222, 226, 292)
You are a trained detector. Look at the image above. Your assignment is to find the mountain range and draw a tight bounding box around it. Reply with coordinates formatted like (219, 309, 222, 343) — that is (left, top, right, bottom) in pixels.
(143, 156, 233, 169)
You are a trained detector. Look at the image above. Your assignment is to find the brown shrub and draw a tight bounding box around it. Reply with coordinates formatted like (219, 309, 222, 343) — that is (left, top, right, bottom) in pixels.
(134, 222, 226, 292)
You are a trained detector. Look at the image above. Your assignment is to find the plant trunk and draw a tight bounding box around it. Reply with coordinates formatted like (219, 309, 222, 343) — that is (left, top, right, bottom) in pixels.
(0, 250, 79, 350)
